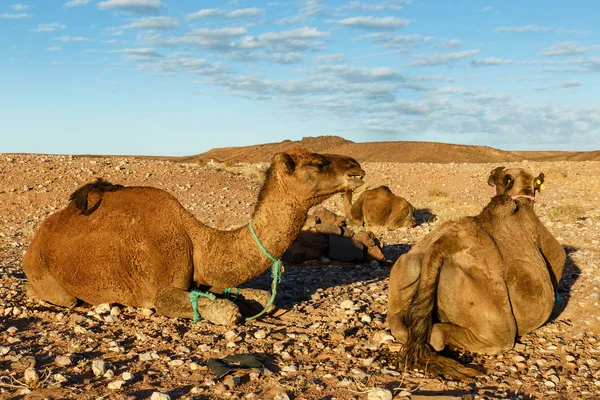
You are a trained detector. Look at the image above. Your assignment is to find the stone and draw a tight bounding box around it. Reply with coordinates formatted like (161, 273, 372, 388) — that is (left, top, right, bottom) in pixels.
(23, 367, 39, 384)
(55, 355, 72, 367)
(329, 235, 364, 262)
(122, 372, 134, 381)
(92, 359, 106, 376)
(367, 388, 393, 400)
(107, 379, 125, 390)
(150, 392, 171, 400)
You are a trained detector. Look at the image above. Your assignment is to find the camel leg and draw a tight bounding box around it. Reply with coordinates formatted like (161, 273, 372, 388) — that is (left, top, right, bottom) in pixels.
(430, 322, 515, 354)
(23, 251, 78, 308)
(387, 253, 422, 343)
(155, 287, 241, 325)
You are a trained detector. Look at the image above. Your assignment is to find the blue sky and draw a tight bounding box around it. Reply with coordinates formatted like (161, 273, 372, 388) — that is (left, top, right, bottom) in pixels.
(1, 0, 599, 155)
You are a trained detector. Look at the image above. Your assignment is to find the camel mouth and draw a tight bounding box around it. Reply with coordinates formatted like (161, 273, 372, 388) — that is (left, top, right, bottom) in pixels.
(346, 174, 365, 190)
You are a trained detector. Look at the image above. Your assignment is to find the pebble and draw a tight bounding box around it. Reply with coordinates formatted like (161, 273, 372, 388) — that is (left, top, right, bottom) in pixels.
(53, 373, 67, 383)
(23, 367, 39, 384)
(0, 346, 10, 356)
(95, 303, 111, 315)
(513, 355, 526, 362)
(104, 369, 115, 378)
(544, 381, 556, 388)
(368, 388, 393, 400)
(92, 359, 106, 376)
(55, 355, 72, 366)
(150, 392, 171, 400)
(340, 300, 354, 309)
(139, 352, 153, 361)
(122, 372, 135, 381)
(274, 393, 290, 400)
(107, 379, 125, 390)
(254, 329, 267, 339)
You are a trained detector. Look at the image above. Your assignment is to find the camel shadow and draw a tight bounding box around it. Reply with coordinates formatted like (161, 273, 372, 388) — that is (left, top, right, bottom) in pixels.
(548, 245, 581, 322)
(242, 243, 413, 311)
(414, 208, 437, 226)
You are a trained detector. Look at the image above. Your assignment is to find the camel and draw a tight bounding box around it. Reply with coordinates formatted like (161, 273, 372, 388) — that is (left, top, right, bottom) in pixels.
(387, 168, 565, 379)
(343, 185, 415, 229)
(22, 150, 366, 325)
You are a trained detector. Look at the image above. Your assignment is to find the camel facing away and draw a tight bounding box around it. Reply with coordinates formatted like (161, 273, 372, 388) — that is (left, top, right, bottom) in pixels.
(342, 185, 415, 229)
(23, 150, 366, 325)
(387, 168, 564, 379)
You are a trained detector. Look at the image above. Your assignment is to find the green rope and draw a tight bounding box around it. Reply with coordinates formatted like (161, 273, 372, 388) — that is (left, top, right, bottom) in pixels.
(189, 290, 217, 323)
(245, 220, 284, 322)
(223, 287, 239, 302)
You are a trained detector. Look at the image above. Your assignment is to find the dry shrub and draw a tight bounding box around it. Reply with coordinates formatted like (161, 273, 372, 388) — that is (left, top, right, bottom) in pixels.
(428, 188, 448, 198)
(548, 204, 586, 223)
(196, 157, 208, 167)
(224, 160, 236, 168)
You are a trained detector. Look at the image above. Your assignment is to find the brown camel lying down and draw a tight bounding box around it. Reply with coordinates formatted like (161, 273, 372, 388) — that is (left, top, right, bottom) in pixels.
(23, 150, 365, 325)
(343, 185, 415, 229)
(387, 168, 565, 379)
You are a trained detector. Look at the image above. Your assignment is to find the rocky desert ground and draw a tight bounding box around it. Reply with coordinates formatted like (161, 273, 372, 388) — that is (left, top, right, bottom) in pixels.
(1, 148, 599, 399)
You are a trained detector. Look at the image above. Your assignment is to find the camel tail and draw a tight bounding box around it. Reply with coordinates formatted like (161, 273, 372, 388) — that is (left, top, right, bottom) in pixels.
(69, 178, 124, 215)
(402, 246, 481, 380)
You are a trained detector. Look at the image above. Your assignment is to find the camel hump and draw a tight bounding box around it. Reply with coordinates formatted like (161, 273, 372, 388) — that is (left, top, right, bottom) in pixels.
(69, 178, 124, 215)
(375, 185, 392, 193)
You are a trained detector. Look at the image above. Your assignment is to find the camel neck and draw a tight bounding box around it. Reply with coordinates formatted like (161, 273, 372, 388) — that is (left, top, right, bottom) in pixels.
(188, 197, 309, 288)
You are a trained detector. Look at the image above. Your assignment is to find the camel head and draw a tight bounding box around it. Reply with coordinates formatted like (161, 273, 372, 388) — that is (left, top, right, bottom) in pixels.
(487, 166, 545, 202)
(262, 149, 365, 207)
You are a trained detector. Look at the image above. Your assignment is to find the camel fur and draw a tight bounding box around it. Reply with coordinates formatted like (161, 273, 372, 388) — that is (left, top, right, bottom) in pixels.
(387, 168, 565, 379)
(22, 150, 365, 325)
(343, 185, 415, 229)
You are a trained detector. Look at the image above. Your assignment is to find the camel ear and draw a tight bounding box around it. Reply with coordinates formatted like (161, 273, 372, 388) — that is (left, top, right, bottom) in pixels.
(534, 173, 545, 193)
(272, 153, 295, 174)
(503, 175, 514, 191)
(488, 166, 505, 186)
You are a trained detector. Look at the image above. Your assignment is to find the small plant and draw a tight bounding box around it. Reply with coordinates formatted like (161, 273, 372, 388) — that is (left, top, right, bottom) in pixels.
(428, 188, 448, 198)
(196, 157, 207, 167)
(548, 204, 586, 223)
(224, 160, 236, 168)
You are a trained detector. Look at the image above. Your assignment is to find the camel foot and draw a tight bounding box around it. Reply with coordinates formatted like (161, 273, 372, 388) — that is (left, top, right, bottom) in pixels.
(200, 299, 241, 326)
(25, 284, 39, 300)
(236, 289, 275, 317)
(429, 324, 446, 351)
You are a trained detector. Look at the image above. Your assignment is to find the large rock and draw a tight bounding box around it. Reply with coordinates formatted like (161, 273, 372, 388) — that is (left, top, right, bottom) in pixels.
(328, 235, 364, 262)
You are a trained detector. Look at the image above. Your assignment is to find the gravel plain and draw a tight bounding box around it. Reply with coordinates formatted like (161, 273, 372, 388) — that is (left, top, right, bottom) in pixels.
(0, 154, 599, 399)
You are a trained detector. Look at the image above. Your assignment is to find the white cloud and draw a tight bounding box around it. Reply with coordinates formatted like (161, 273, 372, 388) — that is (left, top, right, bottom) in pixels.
(155, 27, 247, 49)
(10, 4, 29, 10)
(97, 0, 161, 14)
(317, 65, 403, 83)
(186, 7, 264, 20)
(338, 16, 411, 30)
(409, 49, 479, 67)
(139, 54, 229, 76)
(338, 2, 385, 11)
(121, 16, 179, 30)
(495, 25, 554, 33)
(0, 13, 31, 18)
(34, 23, 67, 32)
(46, 46, 62, 52)
(227, 8, 265, 18)
(111, 47, 163, 61)
(539, 41, 587, 57)
(534, 80, 582, 91)
(470, 57, 513, 67)
(185, 8, 224, 19)
(64, 0, 90, 6)
(56, 35, 93, 42)
(476, 6, 492, 13)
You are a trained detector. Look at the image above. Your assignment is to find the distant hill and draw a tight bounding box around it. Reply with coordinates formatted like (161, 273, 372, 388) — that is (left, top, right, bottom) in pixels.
(173, 135, 600, 164)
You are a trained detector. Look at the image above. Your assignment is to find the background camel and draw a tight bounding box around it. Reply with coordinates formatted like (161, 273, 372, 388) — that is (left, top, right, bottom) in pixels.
(342, 185, 415, 229)
(387, 169, 565, 379)
(488, 166, 545, 198)
(22, 150, 365, 325)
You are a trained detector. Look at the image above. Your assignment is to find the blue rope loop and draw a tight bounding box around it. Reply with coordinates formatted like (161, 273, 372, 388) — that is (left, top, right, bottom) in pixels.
(189, 290, 217, 323)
